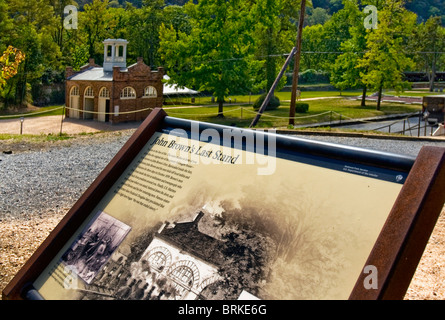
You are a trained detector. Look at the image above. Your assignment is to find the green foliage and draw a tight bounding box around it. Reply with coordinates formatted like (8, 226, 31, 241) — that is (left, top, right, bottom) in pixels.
(1, 0, 444, 112)
(159, 0, 262, 116)
(329, 0, 367, 91)
(357, 0, 417, 109)
(252, 94, 280, 111)
(409, 16, 445, 91)
(0, 46, 25, 90)
(250, 0, 296, 93)
(299, 69, 330, 84)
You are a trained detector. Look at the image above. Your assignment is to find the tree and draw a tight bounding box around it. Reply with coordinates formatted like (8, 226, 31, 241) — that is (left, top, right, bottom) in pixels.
(411, 17, 445, 92)
(160, 0, 259, 117)
(357, 0, 417, 110)
(0, 46, 25, 91)
(301, 24, 327, 71)
(305, 7, 331, 26)
(0, 0, 14, 51)
(81, 0, 112, 62)
(330, 0, 368, 106)
(2, 0, 61, 106)
(250, 0, 297, 94)
(125, 0, 165, 67)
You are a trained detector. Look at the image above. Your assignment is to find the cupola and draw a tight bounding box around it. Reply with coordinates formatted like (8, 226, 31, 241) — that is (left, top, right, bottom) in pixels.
(103, 39, 128, 72)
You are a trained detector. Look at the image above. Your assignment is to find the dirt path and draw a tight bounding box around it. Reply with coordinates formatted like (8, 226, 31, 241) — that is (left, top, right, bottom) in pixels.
(0, 115, 141, 135)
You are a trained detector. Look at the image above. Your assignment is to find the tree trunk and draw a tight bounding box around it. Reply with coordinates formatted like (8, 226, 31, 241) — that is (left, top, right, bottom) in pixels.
(217, 99, 224, 118)
(361, 87, 367, 107)
(429, 59, 436, 92)
(377, 86, 382, 111)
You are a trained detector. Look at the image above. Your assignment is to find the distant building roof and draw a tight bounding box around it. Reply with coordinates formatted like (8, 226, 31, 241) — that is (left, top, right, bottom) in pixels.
(163, 75, 199, 96)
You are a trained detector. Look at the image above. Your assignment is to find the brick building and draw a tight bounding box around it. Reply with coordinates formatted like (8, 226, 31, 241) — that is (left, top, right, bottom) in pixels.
(65, 39, 164, 123)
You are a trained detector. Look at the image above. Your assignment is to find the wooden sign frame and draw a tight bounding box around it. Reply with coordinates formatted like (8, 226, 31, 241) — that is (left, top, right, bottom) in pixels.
(3, 108, 445, 300)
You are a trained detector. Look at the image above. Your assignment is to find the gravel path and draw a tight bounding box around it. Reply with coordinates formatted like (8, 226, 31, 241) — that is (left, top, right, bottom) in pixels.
(0, 130, 135, 220)
(1, 130, 445, 299)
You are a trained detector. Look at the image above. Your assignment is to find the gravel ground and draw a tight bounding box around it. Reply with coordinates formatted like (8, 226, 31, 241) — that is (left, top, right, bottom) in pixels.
(1, 129, 444, 299)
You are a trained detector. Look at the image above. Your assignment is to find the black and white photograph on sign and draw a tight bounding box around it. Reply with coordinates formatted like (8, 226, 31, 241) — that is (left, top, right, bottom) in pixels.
(61, 211, 132, 285)
(74, 204, 269, 300)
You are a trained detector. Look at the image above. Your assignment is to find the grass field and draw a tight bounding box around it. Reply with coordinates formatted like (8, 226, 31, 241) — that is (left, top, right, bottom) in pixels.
(164, 96, 422, 128)
(0, 89, 425, 130)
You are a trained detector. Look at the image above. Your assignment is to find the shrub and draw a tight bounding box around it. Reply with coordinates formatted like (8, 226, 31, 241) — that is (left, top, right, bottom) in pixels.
(295, 102, 309, 113)
(253, 94, 280, 111)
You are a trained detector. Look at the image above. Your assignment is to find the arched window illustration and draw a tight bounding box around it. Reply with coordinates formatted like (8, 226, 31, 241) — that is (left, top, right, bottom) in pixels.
(144, 246, 172, 272)
(168, 260, 200, 289)
(148, 251, 167, 272)
(170, 266, 195, 288)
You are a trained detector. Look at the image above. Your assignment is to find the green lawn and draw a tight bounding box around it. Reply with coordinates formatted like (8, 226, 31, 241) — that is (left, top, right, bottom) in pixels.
(164, 97, 422, 128)
(0, 105, 64, 119)
(164, 90, 363, 106)
(0, 132, 71, 142)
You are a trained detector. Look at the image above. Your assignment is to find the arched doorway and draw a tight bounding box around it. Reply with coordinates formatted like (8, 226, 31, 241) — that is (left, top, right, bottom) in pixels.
(98, 87, 111, 122)
(84, 86, 94, 120)
(69, 86, 80, 119)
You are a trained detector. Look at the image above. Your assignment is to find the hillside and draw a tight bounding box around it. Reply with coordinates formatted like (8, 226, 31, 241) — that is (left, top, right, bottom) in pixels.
(76, 0, 444, 24)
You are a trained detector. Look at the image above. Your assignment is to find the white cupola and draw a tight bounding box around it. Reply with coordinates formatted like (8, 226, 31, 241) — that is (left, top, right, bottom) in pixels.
(103, 39, 128, 72)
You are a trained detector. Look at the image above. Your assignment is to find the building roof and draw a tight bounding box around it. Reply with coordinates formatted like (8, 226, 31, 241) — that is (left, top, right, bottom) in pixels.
(67, 67, 198, 96)
(157, 211, 225, 267)
(68, 67, 114, 82)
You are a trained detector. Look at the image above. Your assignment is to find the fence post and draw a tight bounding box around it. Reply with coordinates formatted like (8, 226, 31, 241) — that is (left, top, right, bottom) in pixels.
(60, 105, 65, 136)
(418, 112, 421, 137)
(20, 117, 24, 135)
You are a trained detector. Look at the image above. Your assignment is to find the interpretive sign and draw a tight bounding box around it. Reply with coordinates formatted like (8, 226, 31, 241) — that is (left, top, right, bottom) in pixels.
(3, 108, 445, 300)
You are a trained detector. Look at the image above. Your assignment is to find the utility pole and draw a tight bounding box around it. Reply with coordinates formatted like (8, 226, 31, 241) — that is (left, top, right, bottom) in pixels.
(249, 47, 297, 128)
(289, 0, 307, 126)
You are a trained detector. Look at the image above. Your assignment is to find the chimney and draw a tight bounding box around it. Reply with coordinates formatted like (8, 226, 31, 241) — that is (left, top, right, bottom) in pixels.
(66, 66, 74, 79)
(193, 211, 205, 224)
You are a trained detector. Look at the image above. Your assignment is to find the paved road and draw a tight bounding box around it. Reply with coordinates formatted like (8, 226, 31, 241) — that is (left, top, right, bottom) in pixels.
(336, 115, 439, 137)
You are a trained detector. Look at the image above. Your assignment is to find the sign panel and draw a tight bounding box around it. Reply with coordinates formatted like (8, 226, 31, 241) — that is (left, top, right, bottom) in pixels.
(3, 109, 445, 300)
